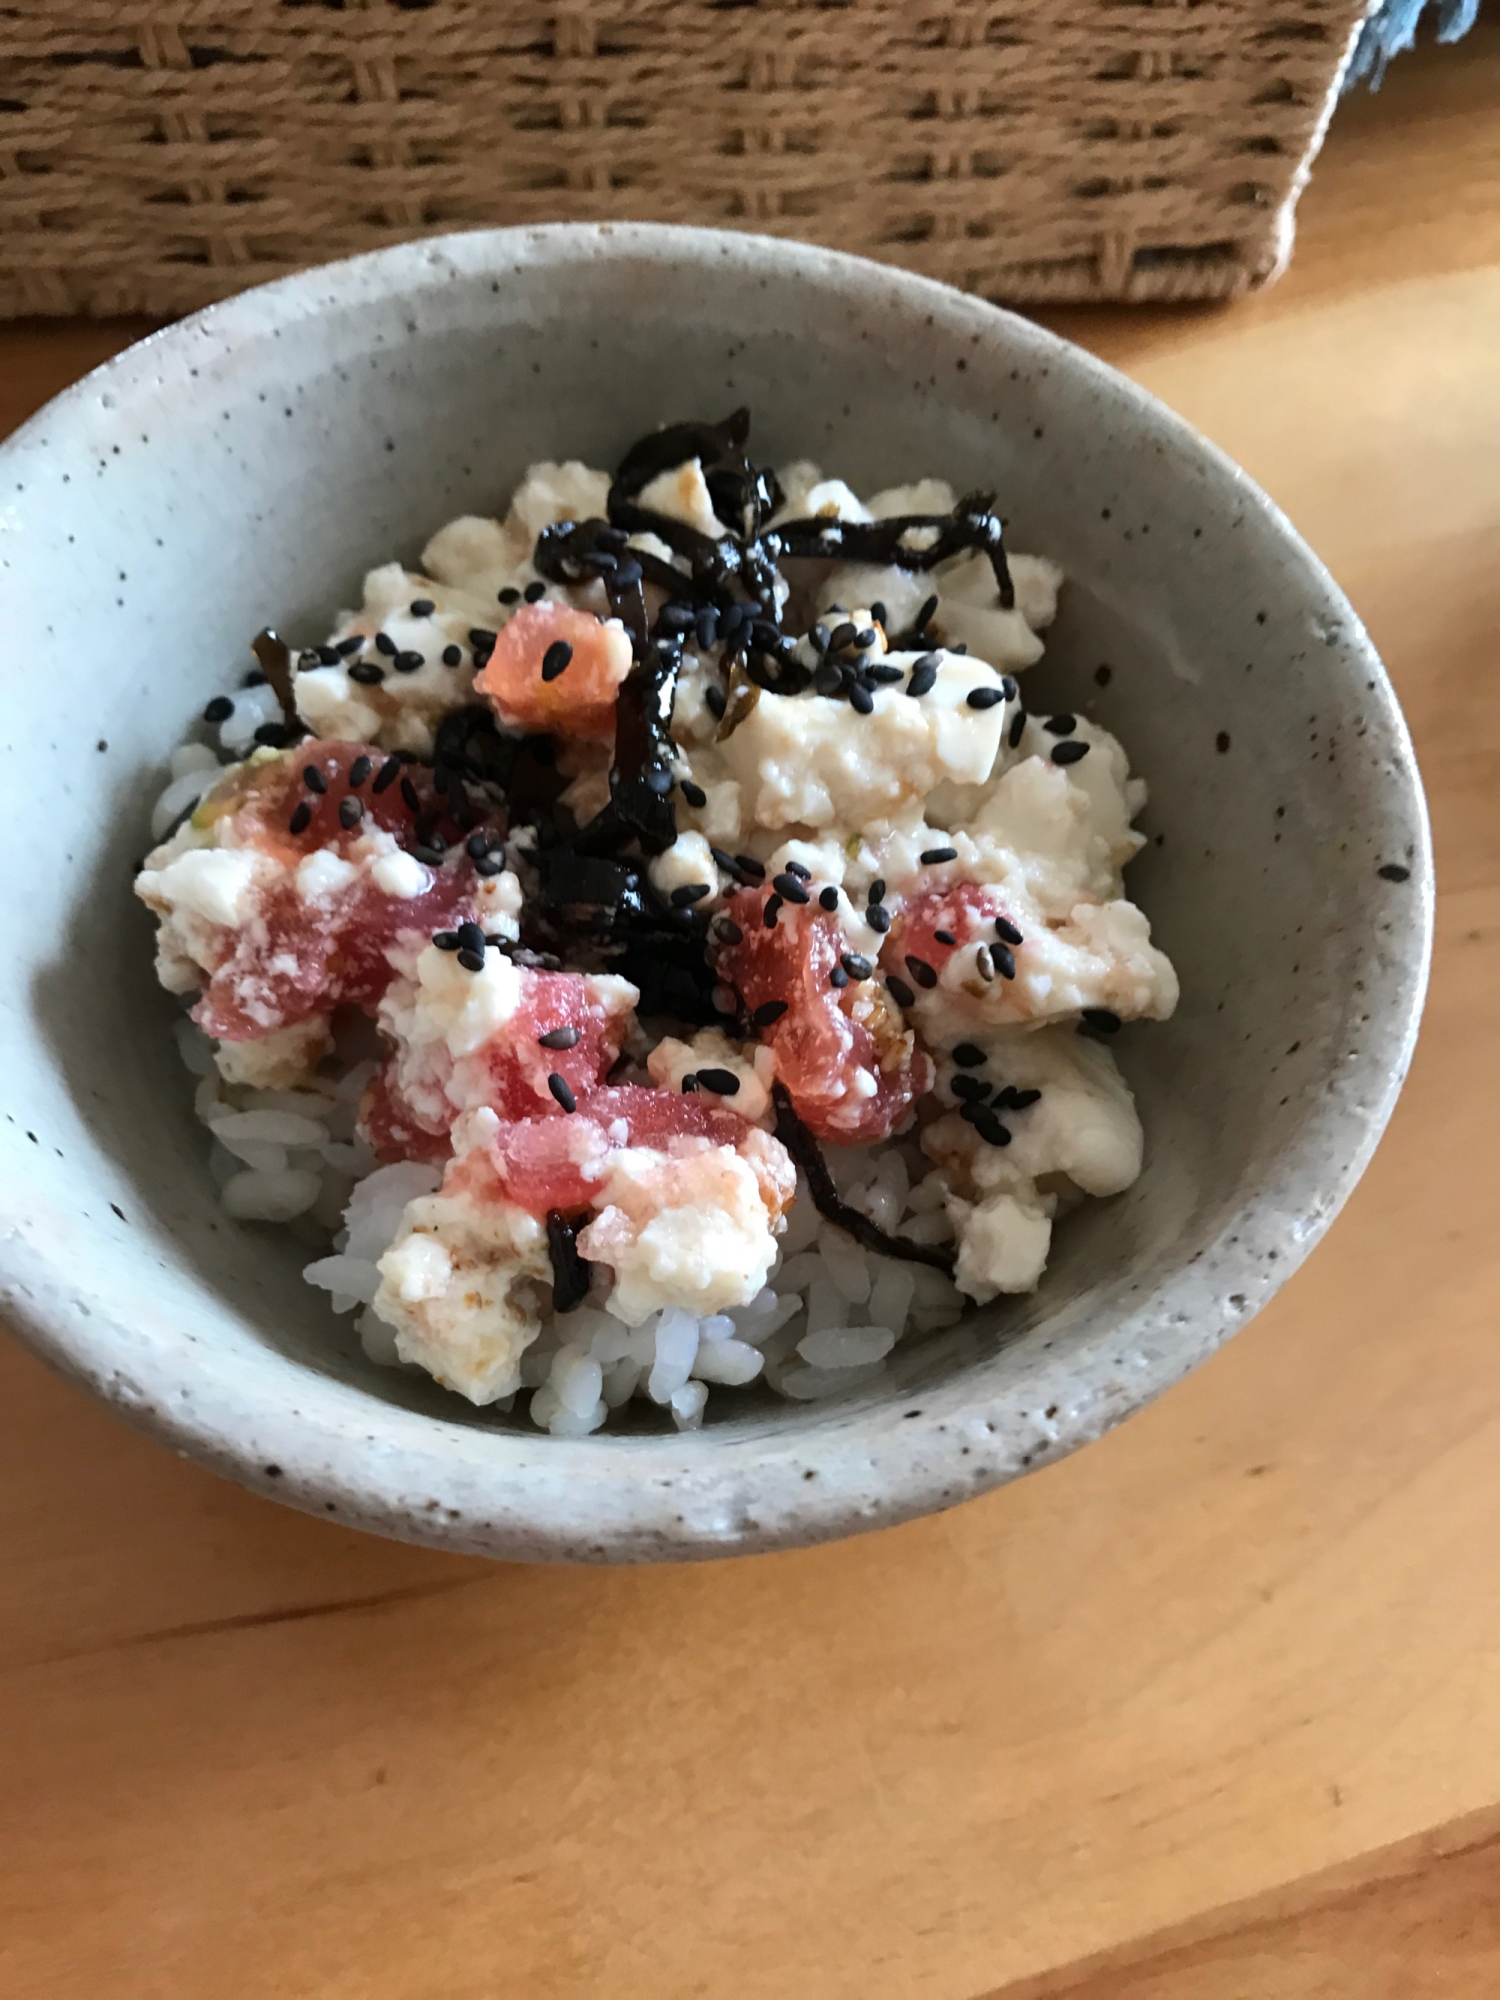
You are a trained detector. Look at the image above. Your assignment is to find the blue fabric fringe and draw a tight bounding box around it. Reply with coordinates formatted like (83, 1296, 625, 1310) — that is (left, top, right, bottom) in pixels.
(1344, 0, 1482, 89)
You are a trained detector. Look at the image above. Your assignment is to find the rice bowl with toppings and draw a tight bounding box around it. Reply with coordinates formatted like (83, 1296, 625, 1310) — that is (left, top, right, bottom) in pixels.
(136, 407, 1179, 1436)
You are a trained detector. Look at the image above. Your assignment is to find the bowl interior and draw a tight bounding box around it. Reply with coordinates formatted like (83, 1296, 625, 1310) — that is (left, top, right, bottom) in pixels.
(0, 227, 1429, 1555)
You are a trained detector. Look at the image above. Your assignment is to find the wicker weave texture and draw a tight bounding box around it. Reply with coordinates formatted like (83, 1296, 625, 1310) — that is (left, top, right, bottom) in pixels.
(1, 0, 1369, 318)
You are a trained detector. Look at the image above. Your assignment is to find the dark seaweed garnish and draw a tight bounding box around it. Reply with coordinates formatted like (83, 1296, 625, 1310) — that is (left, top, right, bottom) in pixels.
(251, 628, 306, 738)
(770, 1084, 956, 1277)
(546, 1211, 593, 1312)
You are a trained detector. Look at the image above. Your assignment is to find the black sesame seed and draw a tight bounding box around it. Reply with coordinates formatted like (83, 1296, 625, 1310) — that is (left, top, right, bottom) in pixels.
(244, 670, 267, 688)
(466, 831, 493, 860)
(1052, 740, 1090, 765)
(203, 695, 233, 723)
(853, 626, 877, 649)
(1080, 1007, 1122, 1034)
(498, 587, 521, 605)
(713, 916, 744, 946)
(349, 661, 386, 686)
(400, 776, 421, 813)
(456, 947, 486, 974)
(773, 872, 810, 904)
(681, 780, 707, 809)
(1043, 714, 1077, 735)
(1378, 863, 1411, 882)
(348, 754, 372, 788)
(995, 917, 1023, 946)
(336, 635, 364, 658)
(952, 1043, 987, 1068)
(394, 650, 424, 674)
(867, 905, 891, 934)
(338, 795, 363, 830)
(1000, 1087, 1042, 1111)
(253, 722, 290, 747)
(814, 661, 844, 697)
(524, 581, 546, 602)
(905, 954, 938, 990)
(1216, 731, 1231, 754)
(991, 942, 1016, 979)
(972, 1110, 1012, 1147)
(1008, 709, 1027, 747)
(681, 1074, 702, 1093)
(538, 1025, 580, 1050)
(886, 974, 916, 1008)
(933, 930, 957, 947)
(375, 632, 397, 656)
(914, 594, 939, 631)
(840, 953, 872, 979)
(658, 603, 695, 633)
(829, 966, 850, 989)
(829, 620, 857, 651)
(819, 885, 840, 911)
(906, 658, 939, 698)
(433, 930, 461, 951)
(752, 999, 789, 1027)
(409, 598, 435, 617)
(441, 644, 462, 667)
(373, 757, 402, 794)
(541, 640, 573, 682)
(288, 801, 312, 836)
(303, 765, 328, 794)
(849, 683, 875, 715)
(468, 628, 497, 653)
(966, 685, 1005, 710)
(921, 846, 958, 865)
(457, 921, 486, 955)
(763, 895, 783, 927)
(783, 859, 811, 880)
(670, 882, 712, 908)
(974, 945, 995, 983)
(613, 558, 644, 588)
(413, 843, 447, 865)
(735, 854, 766, 880)
(696, 1067, 740, 1096)
(869, 879, 886, 904)
(474, 853, 506, 877)
(868, 663, 904, 685)
(809, 621, 831, 653)
(870, 601, 888, 628)
(952, 1074, 991, 1104)
(1000, 675, 1018, 700)
(704, 683, 727, 720)
(545, 1073, 576, 1113)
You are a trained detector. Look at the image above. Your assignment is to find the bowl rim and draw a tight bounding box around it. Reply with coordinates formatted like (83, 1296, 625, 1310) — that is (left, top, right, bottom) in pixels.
(0, 220, 1433, 1561)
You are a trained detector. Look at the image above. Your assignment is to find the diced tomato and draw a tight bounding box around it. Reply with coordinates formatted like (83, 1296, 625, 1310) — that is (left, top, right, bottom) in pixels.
(190, 741, 497, 1044)
(361, 967, 635, 1163)
(453, 1085, 781, 1219)
(713, 886, 928, 1145)
(474, 602, 632, 743)
(202, 741, 472, 868)
(879, 882, 1019, 985)
(194, 860, 477, 1044)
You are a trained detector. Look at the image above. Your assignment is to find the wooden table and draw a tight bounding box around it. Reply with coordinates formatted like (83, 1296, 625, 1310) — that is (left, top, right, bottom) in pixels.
(4, 30, 1498, 1997)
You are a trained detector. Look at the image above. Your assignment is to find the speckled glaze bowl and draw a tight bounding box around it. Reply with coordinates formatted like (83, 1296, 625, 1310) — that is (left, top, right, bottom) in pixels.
(0, 225, 1430, 1561)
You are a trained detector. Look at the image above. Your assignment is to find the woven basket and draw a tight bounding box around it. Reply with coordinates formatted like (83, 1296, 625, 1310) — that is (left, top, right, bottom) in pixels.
(1, 1, 1370, 319)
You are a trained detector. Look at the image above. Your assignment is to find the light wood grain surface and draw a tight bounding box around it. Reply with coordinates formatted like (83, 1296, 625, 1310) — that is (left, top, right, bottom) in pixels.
(3, 28, 1498, 1998)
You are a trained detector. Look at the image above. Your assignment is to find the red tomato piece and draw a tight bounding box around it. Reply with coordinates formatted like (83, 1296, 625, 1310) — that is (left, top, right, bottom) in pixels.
(713, 885, 929, 1145)
(474, 602, 632, 744)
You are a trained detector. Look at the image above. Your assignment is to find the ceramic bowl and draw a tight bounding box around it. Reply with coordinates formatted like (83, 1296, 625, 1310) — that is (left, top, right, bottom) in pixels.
(0, 225, 1431, 1561)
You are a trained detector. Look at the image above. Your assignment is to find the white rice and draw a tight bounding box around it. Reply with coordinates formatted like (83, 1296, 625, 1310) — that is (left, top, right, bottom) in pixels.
(175, 1006, 964, 1432)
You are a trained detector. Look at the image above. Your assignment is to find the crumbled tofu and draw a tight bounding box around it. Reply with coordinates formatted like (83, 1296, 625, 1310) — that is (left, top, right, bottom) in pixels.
(716, 651, 1016, 831)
